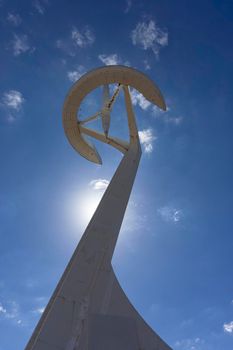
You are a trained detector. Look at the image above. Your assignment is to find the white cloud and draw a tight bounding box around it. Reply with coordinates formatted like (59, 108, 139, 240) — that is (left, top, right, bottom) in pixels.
(167, 116, 183, 125)
(98, 53, 121, 66)
(143, 59, 151, 70)
(33, 307, 45, 314)
(11, 34, 30, 56)
(55, 26, 95, 57)
(0, 300, 21, 325)
(130, 88, 151, 110)
(120, 200, 148, 237)
(1, 90, 25, 122)
(98, 53, 130, 67)
(158, 206, 183, 223)
(67, 65, 86, 82)
(4, 301, 19, 320)
(175, 337, 204, 350)
(151, 105, 183, 125)
(138, 128, 156, 153)
(2, 90, 24, 111)
(7, 13, 22, 26)
(131, 19, 168, 58)
(71, 26, 95, 48)
(223, 321, 233, 333)
(32, 0, 48, 14)
(55, 39, 76, 57)
(56, 26, 95, 56)
(89, 179, 109, 191)
(151, 105, 163, 117)
(0, 303, 7, 314)
(124, 0, 132, 13)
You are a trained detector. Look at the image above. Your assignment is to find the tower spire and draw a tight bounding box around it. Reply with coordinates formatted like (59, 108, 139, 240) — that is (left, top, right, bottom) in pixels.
(25, 66, 172, 350)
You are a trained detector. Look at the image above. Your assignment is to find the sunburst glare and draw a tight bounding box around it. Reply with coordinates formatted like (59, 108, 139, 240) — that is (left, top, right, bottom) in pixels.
(67, 190, 103, 230)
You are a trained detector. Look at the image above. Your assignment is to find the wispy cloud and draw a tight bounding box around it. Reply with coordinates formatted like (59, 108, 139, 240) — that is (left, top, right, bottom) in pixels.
(0, 300, 22, 325)
(7, 13, 22, 26)
(33, 307, 45, 314)
(165, 115, 183, 125)
(98, 53, 130, 67)
(131, 19, 168, 58)
(175, 337, 205, 350)
(143, 59, 151, 70)
(89, 179, 109, 191)
(223, 321, 233, 334)
(138, 128, 156, 153)
(55, 39, 73, 55)
(67, 65, 86, 82)
(11, 34, 30, 56)
(2, 90, 24, 111)
(56, 26, 95, 55)
(98, 53, 121, 65)
(130, 89, 181, 127)
(4, 301, 19, 320)
(71, 26, 95, 48)
(32, 0, 49, 15)
(1, 90, 25, 122)
(122, 205, 148, 234)
(158, 206, 183, 223)
(0, 303, 7, 314)
(130, 88, 151, 110)
(151, 105, 183, 125)
(124, 0, 132, 13)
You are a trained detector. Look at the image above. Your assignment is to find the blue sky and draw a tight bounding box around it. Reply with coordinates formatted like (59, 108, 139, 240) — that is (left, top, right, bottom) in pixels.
(0, 0, 233, 349)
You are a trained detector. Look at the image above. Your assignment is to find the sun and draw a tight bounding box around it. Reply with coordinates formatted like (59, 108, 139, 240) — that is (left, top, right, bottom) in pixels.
(68, 190, 103, 230)
(65, 187, 139, 243)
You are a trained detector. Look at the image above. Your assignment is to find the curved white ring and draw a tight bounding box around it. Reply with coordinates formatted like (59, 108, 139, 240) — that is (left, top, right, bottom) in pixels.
(63, 65, 166, 164)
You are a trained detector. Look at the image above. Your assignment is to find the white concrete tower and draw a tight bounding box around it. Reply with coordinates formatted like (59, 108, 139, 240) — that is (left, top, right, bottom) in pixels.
(25, 66, 172, 350)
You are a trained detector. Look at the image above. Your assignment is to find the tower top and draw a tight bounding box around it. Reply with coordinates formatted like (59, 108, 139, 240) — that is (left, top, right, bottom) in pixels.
(63, 65, 166, 164)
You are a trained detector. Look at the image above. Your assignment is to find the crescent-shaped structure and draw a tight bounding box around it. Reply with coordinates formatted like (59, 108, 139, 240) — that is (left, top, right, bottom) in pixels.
(25, 66, 172, 350)
(63, 65, 166, 164)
